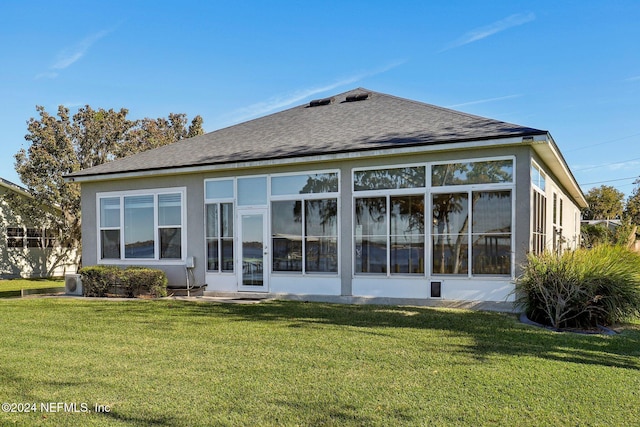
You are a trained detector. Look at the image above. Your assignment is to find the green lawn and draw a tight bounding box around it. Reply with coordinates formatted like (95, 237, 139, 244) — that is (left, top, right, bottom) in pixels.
(0, 278, 64, 292)
(0, 298, 638, 426)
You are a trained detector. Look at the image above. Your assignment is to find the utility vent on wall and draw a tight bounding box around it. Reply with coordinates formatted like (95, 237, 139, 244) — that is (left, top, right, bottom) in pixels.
(308, 97, 334, 107)
(345, 93, 369, 102)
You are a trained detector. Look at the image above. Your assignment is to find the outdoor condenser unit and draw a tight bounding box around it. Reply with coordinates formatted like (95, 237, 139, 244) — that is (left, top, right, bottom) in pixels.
(65, 274, 82, 296)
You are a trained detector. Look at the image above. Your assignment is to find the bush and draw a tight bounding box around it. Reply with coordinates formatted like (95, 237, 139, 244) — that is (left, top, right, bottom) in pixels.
(80, 266, 122, 297)
(80, 266, 168, 298)
(122, 267, 168, 298)
(516, 245, 640, 329)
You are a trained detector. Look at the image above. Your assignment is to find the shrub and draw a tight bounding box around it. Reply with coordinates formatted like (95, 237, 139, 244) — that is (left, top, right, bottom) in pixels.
(80, 266, 122, 297)
(516, 245, 640, 329)
(79, 266, 167, 298)
(122, 267, 168, 298)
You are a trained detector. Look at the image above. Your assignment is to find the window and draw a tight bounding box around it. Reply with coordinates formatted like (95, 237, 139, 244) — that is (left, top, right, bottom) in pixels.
(430, 158, 514, 277)
(353, 165, 426, 275)
(271, 172, 339, 274)
(531, 163, 546, 191)
(355, 194, 428, 275)
(432, 193, 469, 274)
(432, 160, 513, 186)
(6, 227, 56, 249)
(354, 166, 425, 191)
(98, 189, 184, 261)
(238, 176, 267, 206)
(26, 228, 43, 248)
(432, 191, 512, 275)
(205, 179, 235, 273)
(7, 227, 24, 248)
(532, 191, 547, 255)
(553, 193, 564, 254)
(206, 202, 234, 272)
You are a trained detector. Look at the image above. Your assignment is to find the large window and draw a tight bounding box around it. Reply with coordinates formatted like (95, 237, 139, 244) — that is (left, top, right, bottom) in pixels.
(431, 158, 513, 277)
(98, 189, 185, 261)
(432, 191, 512, 276)
(206, 202, 234, 272)
(354, 166, 426, 275)
(205, 179, 234, 272)
(271, 172, 339, 274)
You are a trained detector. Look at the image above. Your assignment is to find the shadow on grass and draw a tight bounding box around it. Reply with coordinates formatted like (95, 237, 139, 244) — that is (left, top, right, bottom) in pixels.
(161, 299, 640, 371)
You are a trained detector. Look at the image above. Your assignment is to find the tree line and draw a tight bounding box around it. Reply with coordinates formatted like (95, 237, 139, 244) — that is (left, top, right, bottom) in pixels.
(3, 105, 203, 273)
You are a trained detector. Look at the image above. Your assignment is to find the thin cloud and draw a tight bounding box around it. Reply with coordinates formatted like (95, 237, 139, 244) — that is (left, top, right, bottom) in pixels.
(228, 60, 406, 123)
(446, 94, 522, 109)
(441, 12, 536, 52)
(36, 29, 112, 79)
(53, 29, 110, 69)
(625, 75, 640, 82)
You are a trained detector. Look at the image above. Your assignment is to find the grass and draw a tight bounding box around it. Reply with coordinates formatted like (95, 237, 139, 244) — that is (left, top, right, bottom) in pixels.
(0, 278, 64, 293)
(0, 298, 638, 426)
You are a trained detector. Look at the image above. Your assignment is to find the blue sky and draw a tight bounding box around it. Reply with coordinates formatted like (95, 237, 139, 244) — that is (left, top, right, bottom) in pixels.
(1, 1, 639, 198)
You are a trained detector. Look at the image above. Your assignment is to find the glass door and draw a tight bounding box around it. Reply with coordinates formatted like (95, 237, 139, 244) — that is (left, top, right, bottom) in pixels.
(237, 208, 268, 292)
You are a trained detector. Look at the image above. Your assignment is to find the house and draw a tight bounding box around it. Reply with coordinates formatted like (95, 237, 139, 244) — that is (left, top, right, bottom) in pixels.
(0, 178, 77, 278)
(65, 88, 587, 308)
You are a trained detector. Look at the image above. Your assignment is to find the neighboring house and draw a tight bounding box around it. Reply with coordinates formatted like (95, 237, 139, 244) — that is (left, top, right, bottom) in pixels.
(66, 88, 587, 306)
(0, 178, 77, 278)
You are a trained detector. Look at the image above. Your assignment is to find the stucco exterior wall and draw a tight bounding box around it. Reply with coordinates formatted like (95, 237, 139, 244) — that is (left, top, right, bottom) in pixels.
(80, 143, 581, 303)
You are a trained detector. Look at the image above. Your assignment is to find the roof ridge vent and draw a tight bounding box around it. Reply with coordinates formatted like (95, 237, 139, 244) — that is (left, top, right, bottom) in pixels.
(308, 97, 334, 107)
(345, 92, 369, 102)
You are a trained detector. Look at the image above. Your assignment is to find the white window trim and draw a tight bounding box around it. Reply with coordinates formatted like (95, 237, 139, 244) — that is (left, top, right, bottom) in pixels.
(204, 171, 342, 277)
(531, 160, 547, 193)
(270, 170, 341, 276)
(96, 187, 187, 265)
(352, 156, 516, 279)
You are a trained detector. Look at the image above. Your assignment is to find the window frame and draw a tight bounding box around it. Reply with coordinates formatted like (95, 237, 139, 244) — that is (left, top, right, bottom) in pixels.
(352, 163, 427, 277)
(270, 169, 340, 276)
(429, 156, 515, 278)
(96, 187, 187, 264)
(204, 178, 236, 274)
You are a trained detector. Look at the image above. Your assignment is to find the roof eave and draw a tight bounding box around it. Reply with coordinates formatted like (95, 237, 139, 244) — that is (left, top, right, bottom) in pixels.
(65, 133, 547, 184)
(530, 133, 588, 208)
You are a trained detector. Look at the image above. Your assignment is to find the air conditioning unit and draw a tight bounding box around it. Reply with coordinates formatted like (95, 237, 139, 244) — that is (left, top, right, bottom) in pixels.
(65, 274, 83, 296)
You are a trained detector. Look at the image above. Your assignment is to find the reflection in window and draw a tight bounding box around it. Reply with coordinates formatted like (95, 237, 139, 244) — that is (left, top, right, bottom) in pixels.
(271, 199, 338, 273)
(531, 163, 546, 191)
(158, 193, 182, 259)
(98, 190, 183, 261)
(305, 199, 338, 272)
(272, 200, 302, 272)
(124, 195, 154, 259)
(100, 197, 120, 259)
(390, 196, 425, 274)
(354, 166, 425, 191)
(355, 198, 387, 273)
(432, 193, 469, 274)
(432, 191, 512, 275)
(471, 191, 511, 275)
(271, 173, 338, 195)
(355, 196, 425, 274)
(432, 160, 513, 186)
(206, 203, 234, 272)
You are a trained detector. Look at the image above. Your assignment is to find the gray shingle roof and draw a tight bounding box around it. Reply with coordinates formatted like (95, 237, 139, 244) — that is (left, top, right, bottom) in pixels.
(67, 88, 546, 179)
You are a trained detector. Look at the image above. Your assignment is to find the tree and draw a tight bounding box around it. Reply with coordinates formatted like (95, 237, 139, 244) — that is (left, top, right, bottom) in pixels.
(582, 185, 624, 220)
(5, 104, 204, 272)
(624, 178, 640, 225)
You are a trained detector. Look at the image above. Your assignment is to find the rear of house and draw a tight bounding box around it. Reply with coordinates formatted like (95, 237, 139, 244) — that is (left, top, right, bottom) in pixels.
(67, 88, 586, 307)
